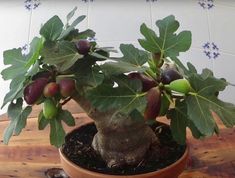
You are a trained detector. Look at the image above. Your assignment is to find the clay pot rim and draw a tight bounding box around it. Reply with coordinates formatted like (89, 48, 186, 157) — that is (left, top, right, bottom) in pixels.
(59, 121, 189, 178)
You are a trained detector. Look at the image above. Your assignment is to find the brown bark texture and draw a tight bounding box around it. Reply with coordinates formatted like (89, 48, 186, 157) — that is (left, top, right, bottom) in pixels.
(73, 95, 160, 168)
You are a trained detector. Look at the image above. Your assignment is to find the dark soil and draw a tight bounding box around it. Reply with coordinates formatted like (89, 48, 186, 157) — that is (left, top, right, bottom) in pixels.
(62, 122, 186, 175)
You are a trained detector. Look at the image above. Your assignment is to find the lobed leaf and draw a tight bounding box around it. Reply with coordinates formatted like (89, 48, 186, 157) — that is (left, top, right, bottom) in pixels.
(87, 76, 146, 114)
(49, 119, 66, 148)
(101, 44, 148, 76)
(139, 15, 192, 58)
(40, 15, 63, 41)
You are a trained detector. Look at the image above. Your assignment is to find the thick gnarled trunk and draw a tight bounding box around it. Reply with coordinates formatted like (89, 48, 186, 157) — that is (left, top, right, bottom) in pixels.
(73, 95, 160, 168)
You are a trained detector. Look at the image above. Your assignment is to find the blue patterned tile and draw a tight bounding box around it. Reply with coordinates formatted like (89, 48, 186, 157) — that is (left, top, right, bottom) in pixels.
(198, 0, 215, 10)
(81, 0, 94, 2)
(21, 44, 30, 55)
(203, 42, 220, 59)
(24, 0, 41, 10)
(87, 36, 97, 42)
(146, 0, 158, 2)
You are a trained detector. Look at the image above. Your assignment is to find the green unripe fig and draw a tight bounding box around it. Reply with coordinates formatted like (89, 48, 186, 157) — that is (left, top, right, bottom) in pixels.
(43, 99, 58, 119)
(169, 79, 192, 94)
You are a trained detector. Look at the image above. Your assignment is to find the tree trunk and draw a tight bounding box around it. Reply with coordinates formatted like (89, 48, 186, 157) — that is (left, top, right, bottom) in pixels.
(73, 95, 160, 168)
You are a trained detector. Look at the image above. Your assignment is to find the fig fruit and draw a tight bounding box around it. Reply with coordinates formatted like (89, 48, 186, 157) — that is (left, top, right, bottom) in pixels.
(43, 82, 59, 98)
(128, 72, 157, 92)
(32, 71, 51, 80)
(169, 79, 192, 94)
(59, 79, 76, 97)
(24, 78, 48, 105)
(75, 39, 91, 55)
(144, 87, 161, 120)
(43, 99, 58, 119)
(161, 68, 183, 84)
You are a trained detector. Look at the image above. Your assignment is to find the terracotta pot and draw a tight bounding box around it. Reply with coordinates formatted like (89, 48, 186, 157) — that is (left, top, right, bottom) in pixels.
(59, 122, 189, 178)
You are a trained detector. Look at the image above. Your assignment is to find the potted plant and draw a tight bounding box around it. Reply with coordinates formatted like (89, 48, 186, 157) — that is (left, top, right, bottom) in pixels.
(1, 8, 235, 178)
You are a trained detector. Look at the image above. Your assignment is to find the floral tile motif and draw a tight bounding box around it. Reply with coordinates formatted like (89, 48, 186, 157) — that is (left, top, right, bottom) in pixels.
(198, 0, 215, 10)
(24, 0, 41, 10)
(21, 44, 30, 55)
(203, 42, 220, 59)
(87, 37, 97, 42)
(81, 0, 94, 2)
(146, 0, 158, 2)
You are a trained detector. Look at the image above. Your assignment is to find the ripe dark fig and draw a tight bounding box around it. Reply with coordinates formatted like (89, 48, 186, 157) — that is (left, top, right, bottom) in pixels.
(75, 39, 91, 55)
(24, 78, 48, 105)
(43, 82, 59, 98)
(144, 87, 161, 120)
(128, 72, 157, 92)
(59, 79, 76, 97)
(43, 99, 58, 119)
(32, 71, 52, 81)
(160, 68, 183, 84)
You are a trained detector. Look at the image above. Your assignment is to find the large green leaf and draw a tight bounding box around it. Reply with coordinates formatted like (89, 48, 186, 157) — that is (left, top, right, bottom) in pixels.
(66, 7, 77, 23)
(75, 65, 104, 88)
(38, 111, 50, 130)
(1, 48, 28, 80)
(42, 41, 83, 72)
(40, 15, 63, 41)
(49, 119, 66, 148)
(101, 44, 148, 76)
(87, 76, 146, 114)
(186, 72, 235, 136)
(138, 15, 191, 58)
(167, 100, 204, 144)
(25, 37, 44, 68)
(3, 99, 32, 144)
(1, 74, 25, 108)
(167, 101, 187, 145)
(59, 15, 86, 40)
(58, 109, 75, 126)
(14, 106, 32, 135)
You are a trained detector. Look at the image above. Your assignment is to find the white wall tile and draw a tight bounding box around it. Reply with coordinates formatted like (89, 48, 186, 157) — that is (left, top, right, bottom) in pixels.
(216, 1, 235, 8)
(89, 0, 151, 43)
(214, 53, 235, 84)
(208, 5, 235, 54)
(179, 48, 213, 73)
(0, 2, 31, 114)
(214, 53, 235, 103)
(218, 85, 235, 104)
(151, 0, 209, 49)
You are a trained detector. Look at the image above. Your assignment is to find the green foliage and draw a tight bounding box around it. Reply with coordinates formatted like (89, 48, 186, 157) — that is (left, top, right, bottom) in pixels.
(3, 99, 32, 144)
(167, 101, 187, 145)
(185, 69, 235, 136)
(139, 15, 191, 58)
(38, 111, 50, 130)
(75, 65, 104, 88)
(101, 44, 148, 76)
(1, 74, 25, 108)
(25, 37, 44, 68)
(42, 40, 83, 72)
(40, 15, 63, 41)
(87, 76, 146, 114)
(58, 109, 75, 126)
(1, 12, 235, 149)
(49, 118, 66, 148)
(1, 48, 29, 80)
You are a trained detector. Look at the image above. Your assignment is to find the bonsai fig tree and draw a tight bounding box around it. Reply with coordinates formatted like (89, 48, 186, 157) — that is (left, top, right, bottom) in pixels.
(1, 8, 235, 172)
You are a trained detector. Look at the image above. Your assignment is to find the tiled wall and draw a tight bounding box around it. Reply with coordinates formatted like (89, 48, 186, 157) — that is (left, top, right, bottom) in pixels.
(0, 0, 235, 114)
